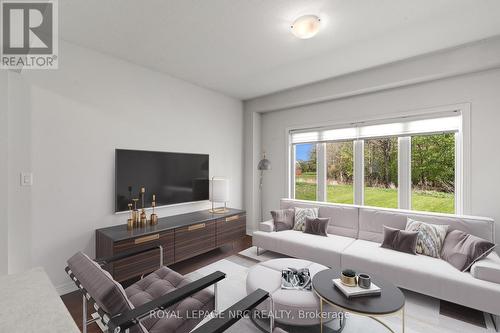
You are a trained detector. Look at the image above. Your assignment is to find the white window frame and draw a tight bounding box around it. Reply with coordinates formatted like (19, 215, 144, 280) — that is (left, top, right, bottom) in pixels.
(286, 103, 471, 215)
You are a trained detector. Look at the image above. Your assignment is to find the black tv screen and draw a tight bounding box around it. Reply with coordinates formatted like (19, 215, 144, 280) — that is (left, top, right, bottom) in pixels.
(115, 149, 209, 212)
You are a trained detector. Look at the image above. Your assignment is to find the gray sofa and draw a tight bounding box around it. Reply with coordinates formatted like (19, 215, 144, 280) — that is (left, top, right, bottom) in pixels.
(253, 198, 500, 326)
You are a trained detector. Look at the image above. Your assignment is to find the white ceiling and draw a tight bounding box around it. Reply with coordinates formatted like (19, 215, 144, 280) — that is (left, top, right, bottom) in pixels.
(59, 0, 500, 99)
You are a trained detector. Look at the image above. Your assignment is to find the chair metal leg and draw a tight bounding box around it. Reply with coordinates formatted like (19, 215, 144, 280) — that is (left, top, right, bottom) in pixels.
(256, 247, 261, 256)
(402, 305, 405, 333)
(214, 282, 219, 313)
(492, 314, 499, 332)
(269, 297, 274, 333)
(82, 294, 87, 333)
(159, 245, 164, 267)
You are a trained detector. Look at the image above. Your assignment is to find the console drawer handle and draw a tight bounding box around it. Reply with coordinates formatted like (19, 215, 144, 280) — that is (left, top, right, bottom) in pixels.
(134, 234, 159, 244)
(188, 223, 206, 231)
(225, 215, 240, 222)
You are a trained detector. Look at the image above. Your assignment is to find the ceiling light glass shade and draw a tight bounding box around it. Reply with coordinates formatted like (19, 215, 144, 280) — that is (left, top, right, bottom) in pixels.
(291, 15, 321, 39)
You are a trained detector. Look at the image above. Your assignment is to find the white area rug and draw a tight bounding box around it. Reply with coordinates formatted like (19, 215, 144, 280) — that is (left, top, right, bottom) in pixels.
(186, 248, 496, 333)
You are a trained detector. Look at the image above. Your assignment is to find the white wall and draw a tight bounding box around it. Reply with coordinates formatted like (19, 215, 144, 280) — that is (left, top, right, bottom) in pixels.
(257, 68, 500, 246)
(0, 71, 8, 274)
(6, 41, 244, 292)
(243, 111, 261, 232)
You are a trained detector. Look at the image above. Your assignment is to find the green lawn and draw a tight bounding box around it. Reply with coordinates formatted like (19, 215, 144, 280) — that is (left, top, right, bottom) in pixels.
(295, 182, 454, 214)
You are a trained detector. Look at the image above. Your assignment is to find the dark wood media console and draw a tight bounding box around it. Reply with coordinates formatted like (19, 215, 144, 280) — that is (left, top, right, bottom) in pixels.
(96, 208, 246, 282)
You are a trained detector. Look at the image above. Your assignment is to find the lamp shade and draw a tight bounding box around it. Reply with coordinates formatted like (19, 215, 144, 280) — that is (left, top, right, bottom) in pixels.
(258, 158, 271, 171)
(209, 178, 229, 203)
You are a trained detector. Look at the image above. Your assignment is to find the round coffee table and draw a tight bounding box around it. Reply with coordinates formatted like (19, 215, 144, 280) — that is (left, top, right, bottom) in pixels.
(312, 269, 405, 333)
(246, 258, 342, 331)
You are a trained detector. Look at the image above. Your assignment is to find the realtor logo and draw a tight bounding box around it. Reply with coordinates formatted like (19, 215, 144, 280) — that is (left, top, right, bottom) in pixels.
(1, 0, 58, 69)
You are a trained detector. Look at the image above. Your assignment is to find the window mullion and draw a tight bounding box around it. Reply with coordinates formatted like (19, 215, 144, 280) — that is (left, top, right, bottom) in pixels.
(398, 137, 411, 210)
(317, 143, 327, 201)
(290, 144, 296, 199)
(353, 140, 364, 205)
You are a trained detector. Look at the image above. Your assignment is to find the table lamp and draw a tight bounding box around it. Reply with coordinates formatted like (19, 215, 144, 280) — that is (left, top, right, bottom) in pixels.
(209, 177, 229, 213)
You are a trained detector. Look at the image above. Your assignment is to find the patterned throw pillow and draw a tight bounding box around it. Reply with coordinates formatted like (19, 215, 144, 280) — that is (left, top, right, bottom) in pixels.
(293, 207, 319, 231)
(405, 218, 448, 258)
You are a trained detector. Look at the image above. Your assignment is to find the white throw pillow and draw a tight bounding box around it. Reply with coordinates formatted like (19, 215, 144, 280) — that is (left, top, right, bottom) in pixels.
(293, 207, 319, 232)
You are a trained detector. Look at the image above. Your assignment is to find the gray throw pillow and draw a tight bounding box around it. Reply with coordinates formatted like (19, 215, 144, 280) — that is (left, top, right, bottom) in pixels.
(381, 226, 419, 254)
(441, 229, 496, 271)
(293, 207, 319, 231)
(405, 218, 448, 258)
(270, 209, 295, 231)
(304, 217, 329, 236)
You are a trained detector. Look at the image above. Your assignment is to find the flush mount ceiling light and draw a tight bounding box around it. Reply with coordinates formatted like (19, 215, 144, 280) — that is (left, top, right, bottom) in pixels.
(291, 15, 321, 39)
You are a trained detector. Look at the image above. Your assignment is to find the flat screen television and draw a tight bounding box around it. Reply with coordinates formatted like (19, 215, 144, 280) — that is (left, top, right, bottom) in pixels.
(115, 149, 209, 212)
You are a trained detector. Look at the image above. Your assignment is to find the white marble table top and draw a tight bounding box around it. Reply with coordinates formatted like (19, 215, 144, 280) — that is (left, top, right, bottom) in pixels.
(0, 267, 80, 333)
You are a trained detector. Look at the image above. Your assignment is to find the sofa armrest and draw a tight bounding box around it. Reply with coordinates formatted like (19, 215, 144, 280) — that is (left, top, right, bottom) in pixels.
(471, 252, 500, 284)
(259, 219, 275, 232)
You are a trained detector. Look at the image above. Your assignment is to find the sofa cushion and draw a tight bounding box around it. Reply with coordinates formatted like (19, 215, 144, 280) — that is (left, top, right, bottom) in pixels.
(252, 230, 355, 268)
(380, 226, 418, 254)
(304, 217, 329, 236)
(126, 266, 214, 333)
(293, 207, 318, 231)
(271, 209, 295, 231)
(280, 199, 358, 238)
(342, 239, 500, 315)
(471, 252, 500, 284)
(406, 219, 448, 258)
(441, 230, 496, 271)
(358, 207, 495, 243)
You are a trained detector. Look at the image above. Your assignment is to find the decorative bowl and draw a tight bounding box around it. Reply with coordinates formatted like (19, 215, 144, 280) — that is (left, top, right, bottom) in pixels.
(341, 269, 357, 287)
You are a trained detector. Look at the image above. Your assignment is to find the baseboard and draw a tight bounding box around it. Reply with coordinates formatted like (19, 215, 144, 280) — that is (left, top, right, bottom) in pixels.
(56, 281, 78, 295)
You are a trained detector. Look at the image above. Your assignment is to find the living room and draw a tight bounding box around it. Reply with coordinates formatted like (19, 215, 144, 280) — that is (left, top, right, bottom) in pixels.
(1, 1, 500, 333)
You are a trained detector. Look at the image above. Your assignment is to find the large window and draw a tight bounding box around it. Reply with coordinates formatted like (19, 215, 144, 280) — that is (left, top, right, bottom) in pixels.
(364, 138, 398, 209)
(326, 141, 354, 204)
(294, 143, 317, 201)
(289, 111, 466, 214)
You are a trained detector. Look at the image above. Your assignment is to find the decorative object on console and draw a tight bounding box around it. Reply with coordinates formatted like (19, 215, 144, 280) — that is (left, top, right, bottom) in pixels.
(381, 225, 418, 254)
(257, 152, 271, 221)
(405, 218, 448, 258)
(441, 229, 496, 271)
(340, 269, 357, 287)
(304, 216, 329, 236)
(150, 194, 158, 225)
(140, 187, 147, 226)
(132, 198, 139, 227)
(270, 208, 294, 231)
(292, 207, 318, 231)
(127, 203, 134, 230)
(209, 177, 229, 214)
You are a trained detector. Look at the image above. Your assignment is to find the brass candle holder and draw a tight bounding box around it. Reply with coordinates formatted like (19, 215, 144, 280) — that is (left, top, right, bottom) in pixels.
(127, 203, 134, 230)
(150, 194, 158, 225)
(140, 187, 147, 227)
(132, 198, 140, 227)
